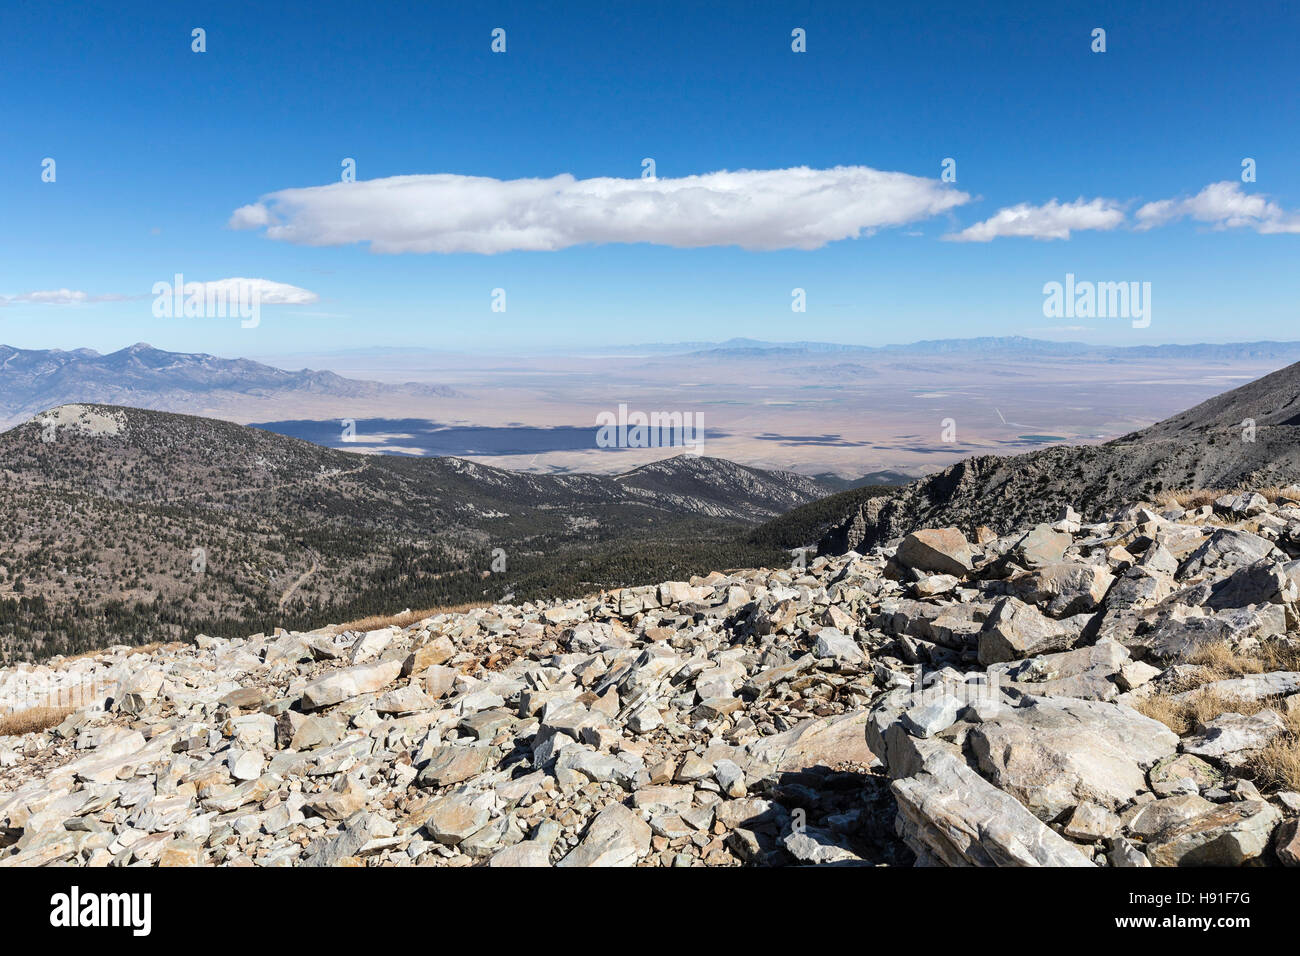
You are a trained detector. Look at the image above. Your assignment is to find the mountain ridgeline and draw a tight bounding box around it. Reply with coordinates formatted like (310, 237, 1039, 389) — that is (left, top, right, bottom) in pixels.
(819, 358, 1300, 554)
(0, 343, 456, 425)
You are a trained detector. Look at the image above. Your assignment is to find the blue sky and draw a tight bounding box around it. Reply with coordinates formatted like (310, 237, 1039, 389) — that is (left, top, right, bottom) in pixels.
(2, 0, 1298, 357)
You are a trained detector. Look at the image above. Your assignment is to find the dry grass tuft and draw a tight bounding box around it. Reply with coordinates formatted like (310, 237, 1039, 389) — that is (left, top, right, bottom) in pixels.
(1243, 707, 1300, 792)
(1135, 638, 1300, 791)
(1135, 690, 1263, 737)
(333, 602, 491, 633)
(0, 705, 73, 738)
(1133, 693, 1191, 735)
(1154, 489, 1226, 510)
(1187, 641, 1266, 681)
(1156, 639, 1300, 695)
(58, 641, 181, 665)
(1256, 641, 1300, 672)
(1154, 486, 1295, 511)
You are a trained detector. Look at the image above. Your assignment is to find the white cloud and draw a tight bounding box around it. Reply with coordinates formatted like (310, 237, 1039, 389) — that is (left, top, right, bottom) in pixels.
(1135, 180, 1300, 234)
(0, 289, 130, 306)
(227, 203, 270, 229)
(229, 167, 971, 254)
(944, 198, 1127, 242)
(182, 277, 319, 305)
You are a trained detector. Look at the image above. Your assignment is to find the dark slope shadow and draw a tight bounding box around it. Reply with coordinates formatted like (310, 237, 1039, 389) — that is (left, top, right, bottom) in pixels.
(251, 418, 730, 457)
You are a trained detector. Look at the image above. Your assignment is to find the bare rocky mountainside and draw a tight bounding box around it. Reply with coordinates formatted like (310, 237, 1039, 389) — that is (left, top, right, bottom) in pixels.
(0, 404, 836, 658)
(820, 358, 1300, 555)
(3, 490, 1300, 866)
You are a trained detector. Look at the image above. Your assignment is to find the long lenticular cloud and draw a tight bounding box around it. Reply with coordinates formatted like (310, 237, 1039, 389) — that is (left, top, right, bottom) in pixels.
(229, 167, 972, 254)
(179, 277, 319, 305)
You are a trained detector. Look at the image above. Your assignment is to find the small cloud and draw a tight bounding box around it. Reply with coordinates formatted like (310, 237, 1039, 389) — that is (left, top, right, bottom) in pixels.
(230, 166, 972, 254)
(228, 203, 271, 229)
(1135, 181, 1300, 234)
(0, 289, 131, 306)
(944, 198, 1126, 242)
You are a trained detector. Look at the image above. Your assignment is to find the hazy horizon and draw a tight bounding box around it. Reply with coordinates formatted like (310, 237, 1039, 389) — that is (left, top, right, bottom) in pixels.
(4, 337, 1291, 480)
(9, 332, 1300, 364)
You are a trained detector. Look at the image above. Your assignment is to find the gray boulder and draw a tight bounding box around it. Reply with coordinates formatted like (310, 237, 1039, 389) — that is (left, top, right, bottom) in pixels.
(891, 741, 1093, 867)
(896, 528, 974, 577)
(978, 597, 1078, 665)
(966, 696, 1178, 819)
(1145, 800, 1281, 866)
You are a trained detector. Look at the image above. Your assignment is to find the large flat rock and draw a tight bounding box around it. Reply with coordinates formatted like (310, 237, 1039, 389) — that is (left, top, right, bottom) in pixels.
(967, 696, 1178, 819)
(744, 708, 874, 776)
(300, 660, 403, 710)
(891, 740, 1093, 867)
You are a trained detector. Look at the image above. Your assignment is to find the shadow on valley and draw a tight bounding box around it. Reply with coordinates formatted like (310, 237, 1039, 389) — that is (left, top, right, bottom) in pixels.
(252, 419, 731, 457)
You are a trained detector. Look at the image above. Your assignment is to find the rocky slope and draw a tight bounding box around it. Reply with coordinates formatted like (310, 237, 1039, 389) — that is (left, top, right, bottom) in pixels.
(3, 488, 1300, 866)
(820, 359, 1300, 554)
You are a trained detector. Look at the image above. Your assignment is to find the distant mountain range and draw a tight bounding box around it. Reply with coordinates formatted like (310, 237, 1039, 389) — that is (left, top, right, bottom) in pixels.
(256, 336, 1300, 362)
(8, 338, 1298, 430)
(0, 343, 456, 422)
(675, 336, 1300, 362)
(820, 358, 1300, 553)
